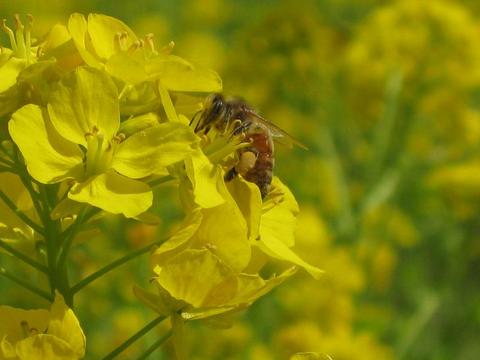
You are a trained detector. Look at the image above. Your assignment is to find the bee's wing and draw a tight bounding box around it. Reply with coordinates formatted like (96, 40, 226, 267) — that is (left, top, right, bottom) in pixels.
(247, 111, 308, 150)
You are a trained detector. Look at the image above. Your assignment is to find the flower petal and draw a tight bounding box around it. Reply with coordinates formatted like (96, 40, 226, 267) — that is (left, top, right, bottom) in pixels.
(15, 334, 75, 360)
(257, 236, 323, 279)
(68, 171, 152, 217)
(185, 149, 225, 208)
(227, 176, 262, 241)
(68, 13, 102, 68)
(48, 66, 120, 147)
(193, 176, 251, 272)
(0, 58, 26, 93)
(260, 177, 299, 248)
(105, 52, 148, 84)
(155, 248, 234, 308)
(147, 55, 222, 92)
(9, 104, 84, 183)
(87, 13, 138, 60)
(0, 306, 49, 344)
(48, 292, 86, 359)
(112, 122, 198, 178)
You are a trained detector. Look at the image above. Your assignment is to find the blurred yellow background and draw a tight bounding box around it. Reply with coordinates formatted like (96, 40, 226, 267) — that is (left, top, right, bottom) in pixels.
(1, 0, 480, 359)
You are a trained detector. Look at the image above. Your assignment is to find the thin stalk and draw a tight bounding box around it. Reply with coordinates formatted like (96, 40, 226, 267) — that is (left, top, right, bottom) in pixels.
(0, 142, 14, 161)
(56, 208, 99, 269)
(0, 267, 53, 301)
(0, 189, 44, 235)
(0, 240, 48, 273)
(0, 165, 13, 172)
(71, 237, 167, 294)
(136, 330, 173, 360)
(102, 315, 167, 360)
(0, 157, 14, 167)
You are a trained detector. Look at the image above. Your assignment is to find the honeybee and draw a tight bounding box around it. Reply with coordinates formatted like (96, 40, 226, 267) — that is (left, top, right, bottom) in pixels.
(192, 93, 306, 198)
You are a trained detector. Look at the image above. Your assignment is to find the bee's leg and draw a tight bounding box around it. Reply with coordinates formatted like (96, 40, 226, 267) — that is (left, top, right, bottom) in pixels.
(224, 167, 238, 181)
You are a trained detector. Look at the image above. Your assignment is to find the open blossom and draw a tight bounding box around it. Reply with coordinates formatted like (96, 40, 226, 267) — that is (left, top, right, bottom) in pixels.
(67, 13, 222, 118)
(8, 66, 199, 217)
(0, 292, 85, 360)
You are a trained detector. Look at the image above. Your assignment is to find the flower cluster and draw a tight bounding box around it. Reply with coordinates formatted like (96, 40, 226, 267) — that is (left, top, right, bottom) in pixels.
(0, 13, 320, 359)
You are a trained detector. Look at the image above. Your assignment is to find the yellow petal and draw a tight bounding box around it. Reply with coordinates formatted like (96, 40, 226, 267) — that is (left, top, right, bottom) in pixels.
(0, 307, 49, 344)
(67, 13, 102, 68)
(48, 292, 86, 359)
(48, 66, 120, 147)
(227, 176, 262, 241)
(87, 13, 138, 60)
(105, 52, 147, 84)
(155, 248, 234, 308)
(194, 176, 251, 272)
(257, 236, 323, 279)
(261, 177, 299, 247)
(152, 210, 202, 263)
(68, 171, 152, 217)
(133, 285, 183, 317)
(118, 112, 159, 137)
(146, 55, 222, 92)
(9, 105, 84, 184)
(112, 122, 198, 178)
(185, 149, 225, 208)
(15, 334, 76, 360)
(0, 58, 26, 93)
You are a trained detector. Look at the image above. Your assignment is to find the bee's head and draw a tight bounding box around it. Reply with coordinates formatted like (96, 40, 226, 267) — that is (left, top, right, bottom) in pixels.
(194, 93, 227, 133)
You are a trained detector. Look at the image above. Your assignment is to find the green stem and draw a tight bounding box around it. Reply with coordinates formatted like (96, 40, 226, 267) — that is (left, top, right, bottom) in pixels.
(102, 315, 167, 360)
(71, 237, 166, 294)
(0, 239, 48, 273)
(0, 267, 53, 301)
(0, 189, 44, 235)
(56, 208, 99, 269)
(136, 330, 173, 360)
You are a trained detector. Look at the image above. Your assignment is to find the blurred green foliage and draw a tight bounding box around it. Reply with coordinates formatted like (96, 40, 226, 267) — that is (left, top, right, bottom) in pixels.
(1, 0, 480, 359)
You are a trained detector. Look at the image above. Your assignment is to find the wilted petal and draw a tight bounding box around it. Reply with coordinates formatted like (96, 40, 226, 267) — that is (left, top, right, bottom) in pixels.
(48, 67, 120, 147)
(112, 122, 198, 178)
(68, 171, 152, 217)
(9, 104, 84, 184)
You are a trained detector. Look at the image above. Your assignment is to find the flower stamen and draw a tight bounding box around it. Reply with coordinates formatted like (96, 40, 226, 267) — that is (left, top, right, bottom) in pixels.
(1, 19, 17, 52)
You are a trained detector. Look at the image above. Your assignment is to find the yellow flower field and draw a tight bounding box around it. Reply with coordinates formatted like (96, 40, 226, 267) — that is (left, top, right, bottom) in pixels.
(1, 0, 479, 359)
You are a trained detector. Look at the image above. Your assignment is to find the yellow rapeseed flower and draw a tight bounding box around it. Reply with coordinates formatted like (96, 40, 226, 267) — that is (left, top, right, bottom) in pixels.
(9, 66, 198, 217)
(0, 292, 85, 360)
